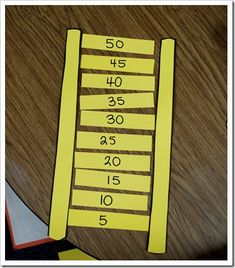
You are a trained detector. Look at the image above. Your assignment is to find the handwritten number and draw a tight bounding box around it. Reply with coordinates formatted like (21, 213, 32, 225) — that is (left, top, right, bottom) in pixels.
(100, 135, 116, 145)
(100, 194, 113, 206)
(106, 39, 114, 48)
(109, 136, 116, 145)
(106, 114, 115, 124)
(99, 215, 107, 226)
(104, 156, 121, 167)
(106, 76, 122, 87)
(108, 96, 125, 107)
(107, 175, 120, 185)
(117, 97, 125, 105)
(108, 96, 116, 106)
(106, 114, 124, 125)
(106, 39, 124, 49)
(110, 59, 126, 68)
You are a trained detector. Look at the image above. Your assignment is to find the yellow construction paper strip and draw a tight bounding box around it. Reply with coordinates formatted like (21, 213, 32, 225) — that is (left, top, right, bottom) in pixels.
(80, 93, 154, 110)
(80, 55, 155, 74)
(81, 73, 155, 91)
(80, 111, 155, 130)
(58, 248, 96, 260)
(74, 152, 151, 172)
(68, 209, 150, 231)
(72, 190, 148, 211)
(49, 29, 81, 240)
(148, 39, 175, 254)
(81, 34, 155, 55)
(75, 169, 151, 192)
(76, 131, 152, 152)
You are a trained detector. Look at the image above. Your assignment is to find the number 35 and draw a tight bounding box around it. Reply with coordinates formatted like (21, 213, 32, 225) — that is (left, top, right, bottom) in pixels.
(108, 96, 125, 107)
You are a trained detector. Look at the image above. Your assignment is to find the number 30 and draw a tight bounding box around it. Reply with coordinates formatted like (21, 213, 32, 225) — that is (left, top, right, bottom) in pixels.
(106, 114, 124, 124)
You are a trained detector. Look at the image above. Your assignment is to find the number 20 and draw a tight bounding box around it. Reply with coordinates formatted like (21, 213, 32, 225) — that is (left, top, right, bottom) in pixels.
(104, 156, 121, 166)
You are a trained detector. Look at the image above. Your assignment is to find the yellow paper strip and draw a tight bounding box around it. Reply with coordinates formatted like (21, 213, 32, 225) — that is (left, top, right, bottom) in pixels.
(74, 152, 151, 172)
(81, 34, 154, 55)
(76, 131, 152, 152)
(80, 93, 154, 110)
(58, 248, 96, 260)
(148, 39, 175, 254)
(68, 209, 149, 231)
(81, 55, 154, 74)
(81, 73, 155, 91)
(72, 190, 148, 211)
(75, 169, 151, 192)
(80, 111, 155, 130)
(49, 29, 81, 240)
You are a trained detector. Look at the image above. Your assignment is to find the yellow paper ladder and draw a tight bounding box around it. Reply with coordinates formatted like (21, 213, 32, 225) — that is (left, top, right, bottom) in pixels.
(48, 29, 175, 254)
(148, 39, 175, 253)
(49, 29, 81, 240)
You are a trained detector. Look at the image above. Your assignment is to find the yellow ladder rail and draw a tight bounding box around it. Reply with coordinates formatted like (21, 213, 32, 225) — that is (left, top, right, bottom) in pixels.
(148, 39, 176, 253)
(49, 29, 81, 240)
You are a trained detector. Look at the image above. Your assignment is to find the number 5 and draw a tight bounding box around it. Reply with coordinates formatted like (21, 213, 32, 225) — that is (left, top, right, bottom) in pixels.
(99, 215, 107, 226)
(106, 39, 114, 49)
(118, 60, 126, 68)
(117, 97, 125, 105)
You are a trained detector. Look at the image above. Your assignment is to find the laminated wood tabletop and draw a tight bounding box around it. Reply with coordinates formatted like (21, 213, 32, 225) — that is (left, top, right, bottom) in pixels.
(5, 5, 227, 260)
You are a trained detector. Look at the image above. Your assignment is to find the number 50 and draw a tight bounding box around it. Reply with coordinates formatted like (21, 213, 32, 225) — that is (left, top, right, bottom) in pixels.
(106, 38, 124, 49)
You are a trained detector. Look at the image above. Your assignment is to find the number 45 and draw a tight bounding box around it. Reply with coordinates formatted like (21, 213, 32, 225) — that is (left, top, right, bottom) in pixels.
(110, 59, 126, 68)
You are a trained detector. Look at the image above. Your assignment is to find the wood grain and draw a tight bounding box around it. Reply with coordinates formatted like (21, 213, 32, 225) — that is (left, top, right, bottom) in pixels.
(5, 5, 227, 260)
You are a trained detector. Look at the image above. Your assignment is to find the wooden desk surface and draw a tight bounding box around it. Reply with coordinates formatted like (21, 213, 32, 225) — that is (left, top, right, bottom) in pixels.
(6, 5, 227, 260)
